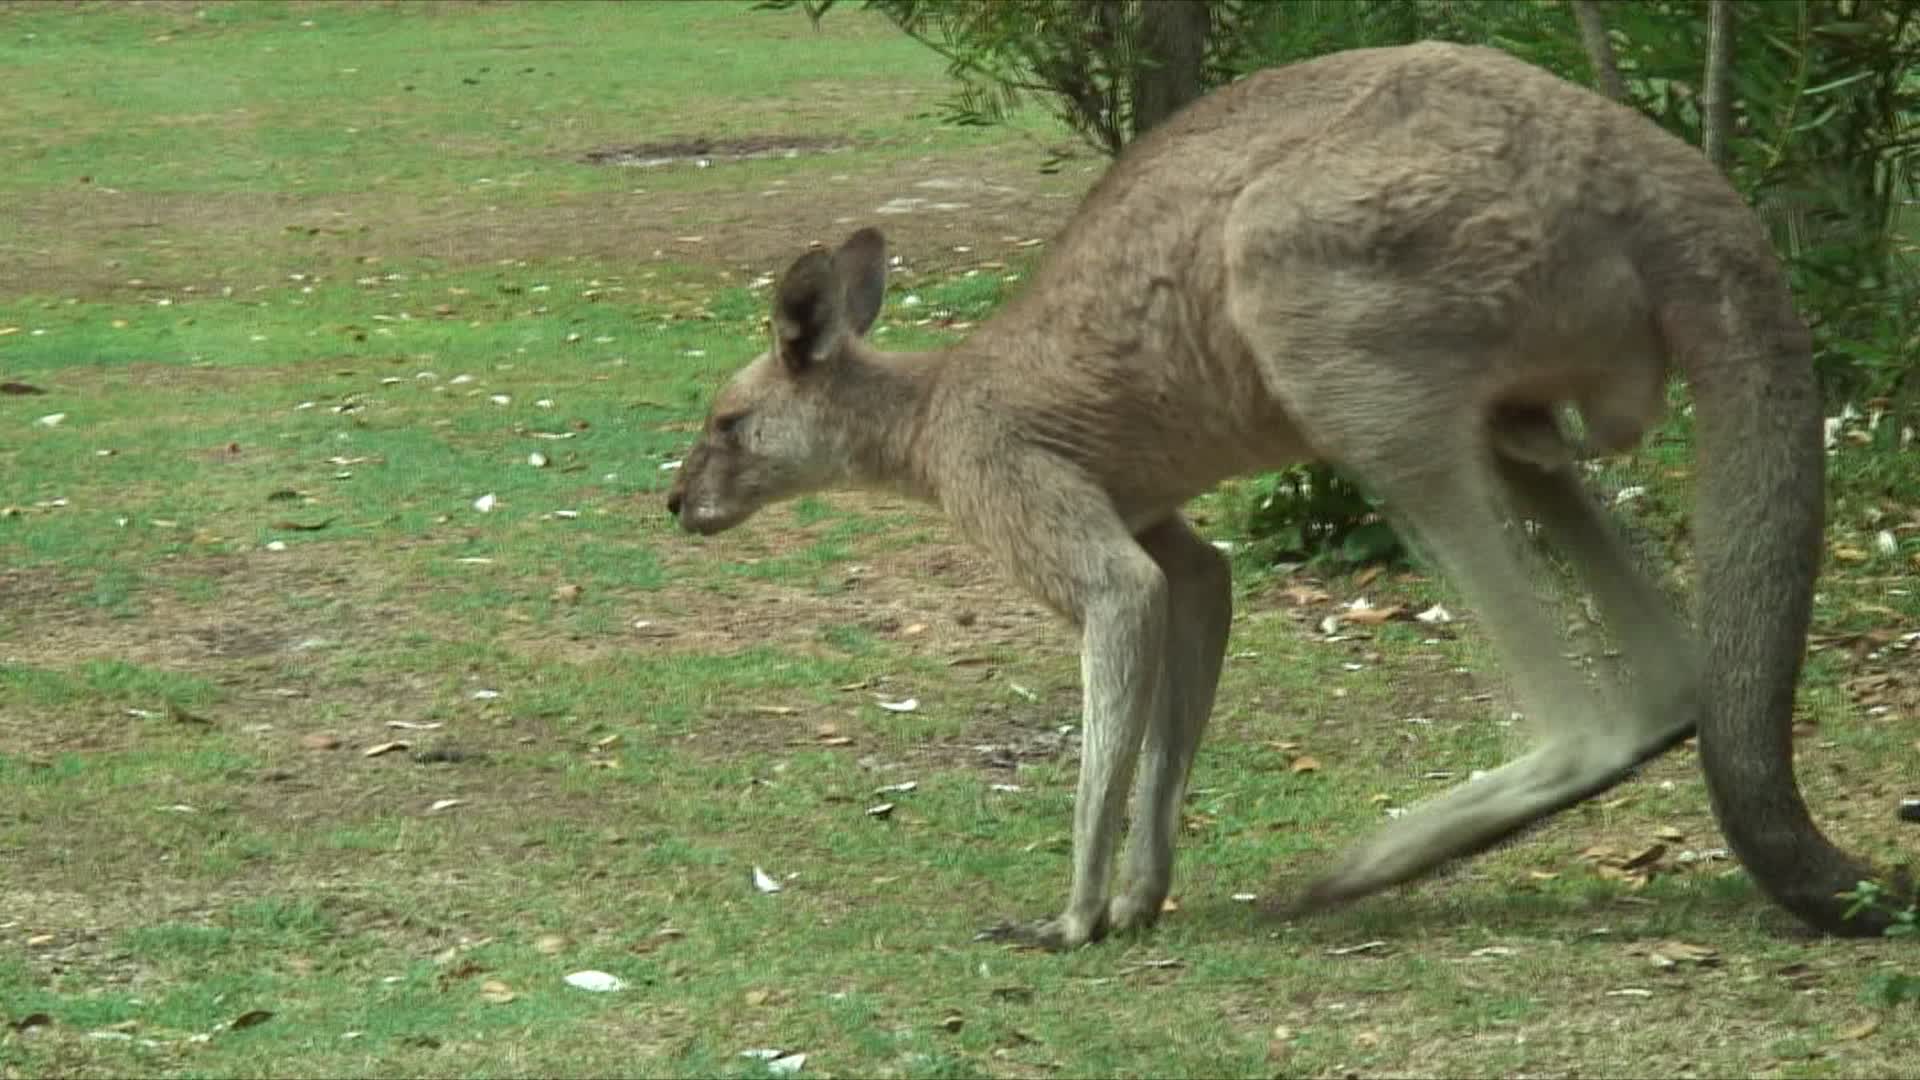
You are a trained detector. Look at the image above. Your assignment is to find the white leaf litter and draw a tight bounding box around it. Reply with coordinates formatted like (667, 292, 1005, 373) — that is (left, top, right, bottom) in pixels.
(658, 459, 683, 471)
(874, 781, 917, 795)
(490, 394, 511, 406)
(741, 1050, 807, 1077)
(1415, 604, 1453, 624)
(876, 697, 919, 713)
(989, 783, 1023, 793)
(751, 865, 784, 894)
(265, 540, 288, 552)
(1230, 892, 1257, 903)
(471, 689, 502, 701)
(35, 412, 66, 428)
(563, 970, 627, 993)
(428, 798, 464, 813)
(1612, 486, 1647, 506)
(1875, 530, 1898, 556)
(528, 451, 549, 468)
(472, 493, 497, 513)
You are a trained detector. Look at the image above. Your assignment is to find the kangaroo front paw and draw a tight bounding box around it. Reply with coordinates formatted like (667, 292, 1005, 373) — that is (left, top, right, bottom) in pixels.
(974, 910, 1108, 951)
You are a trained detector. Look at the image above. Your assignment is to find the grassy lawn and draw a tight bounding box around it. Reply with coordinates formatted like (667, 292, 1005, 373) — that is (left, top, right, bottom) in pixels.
(2, 3, 1918, 1077)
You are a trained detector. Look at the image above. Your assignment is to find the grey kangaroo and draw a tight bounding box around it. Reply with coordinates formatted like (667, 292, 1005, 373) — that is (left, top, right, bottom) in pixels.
(668, 42, 1904, 947)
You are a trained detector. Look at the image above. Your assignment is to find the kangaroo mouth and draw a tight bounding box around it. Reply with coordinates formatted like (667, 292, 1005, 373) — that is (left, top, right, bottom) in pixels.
(678, 504, 753, 536)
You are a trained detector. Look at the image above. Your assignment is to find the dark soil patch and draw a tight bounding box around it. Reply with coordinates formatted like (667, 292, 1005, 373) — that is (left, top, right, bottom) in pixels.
(579, 133, 853, 168)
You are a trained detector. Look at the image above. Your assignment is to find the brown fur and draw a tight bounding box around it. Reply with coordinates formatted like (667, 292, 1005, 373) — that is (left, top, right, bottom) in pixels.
(669, 42, 1903, 946)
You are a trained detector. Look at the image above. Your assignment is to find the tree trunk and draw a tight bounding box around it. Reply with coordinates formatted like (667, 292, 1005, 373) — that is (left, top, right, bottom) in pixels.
(1702, 0, 1736, 171)
(1130, 0, 1213, 138)
(1569, 1, 1628, 103)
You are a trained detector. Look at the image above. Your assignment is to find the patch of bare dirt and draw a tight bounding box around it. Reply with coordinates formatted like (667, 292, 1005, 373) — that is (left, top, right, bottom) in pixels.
(2, 142, 1096, 299)
(579, 134, 853, 168)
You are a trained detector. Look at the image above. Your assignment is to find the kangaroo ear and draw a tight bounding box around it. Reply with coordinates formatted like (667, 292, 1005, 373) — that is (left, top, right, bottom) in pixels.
(832, 227, 887, 338)
(771, 249, 840, 374)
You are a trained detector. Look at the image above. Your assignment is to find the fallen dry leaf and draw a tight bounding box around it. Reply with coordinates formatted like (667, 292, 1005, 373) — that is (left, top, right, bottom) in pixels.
(1342, 603, 1405, 626)
(534, 934, 568, 956)
(1620, 843, 1667, 870)
(363, 740, 410, 758)
(552, 583, 583, 604)
(300, 732, 341, 751)
(1281, 584, 1331, 606)
(1839, 1017, 1880, 1040)
(1643, 940, 1719, 970)
(272, 516, 336, 532)
(1289, 755, 1322, 774)
(227, 1009, 274, 1031)
(479, 979, 516, 1004)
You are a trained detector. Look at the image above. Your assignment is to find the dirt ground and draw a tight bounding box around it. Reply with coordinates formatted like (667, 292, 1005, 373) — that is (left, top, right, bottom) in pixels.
(2, 134, 1101, 299)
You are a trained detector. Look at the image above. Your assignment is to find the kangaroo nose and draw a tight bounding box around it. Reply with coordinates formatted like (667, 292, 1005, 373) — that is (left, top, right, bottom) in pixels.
(666, 490, 684, 516)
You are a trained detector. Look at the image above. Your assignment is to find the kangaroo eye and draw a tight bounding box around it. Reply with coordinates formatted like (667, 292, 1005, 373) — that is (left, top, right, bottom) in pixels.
(714, 412, 748, 437)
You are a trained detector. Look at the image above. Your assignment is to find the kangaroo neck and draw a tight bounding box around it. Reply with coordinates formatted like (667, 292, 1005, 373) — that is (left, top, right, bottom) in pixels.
(830, 344, 951, 504)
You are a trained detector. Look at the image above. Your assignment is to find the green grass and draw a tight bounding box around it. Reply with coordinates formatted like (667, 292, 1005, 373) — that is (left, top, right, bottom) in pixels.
(2, 3, 1918, 1078)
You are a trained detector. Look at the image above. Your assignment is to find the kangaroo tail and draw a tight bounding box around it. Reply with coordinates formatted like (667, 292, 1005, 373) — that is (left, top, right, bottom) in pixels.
(1677, 273, 1911, 934)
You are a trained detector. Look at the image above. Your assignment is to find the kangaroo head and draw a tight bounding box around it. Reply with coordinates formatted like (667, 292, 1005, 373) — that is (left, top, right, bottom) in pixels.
(666, 228, 889, 535)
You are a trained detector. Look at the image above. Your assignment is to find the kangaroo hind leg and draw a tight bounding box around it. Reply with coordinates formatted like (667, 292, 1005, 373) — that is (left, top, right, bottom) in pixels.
(1107, 515, 1233, 934)
(1494, 441, 1701, 755)
(1264, 369, 1659, 914)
